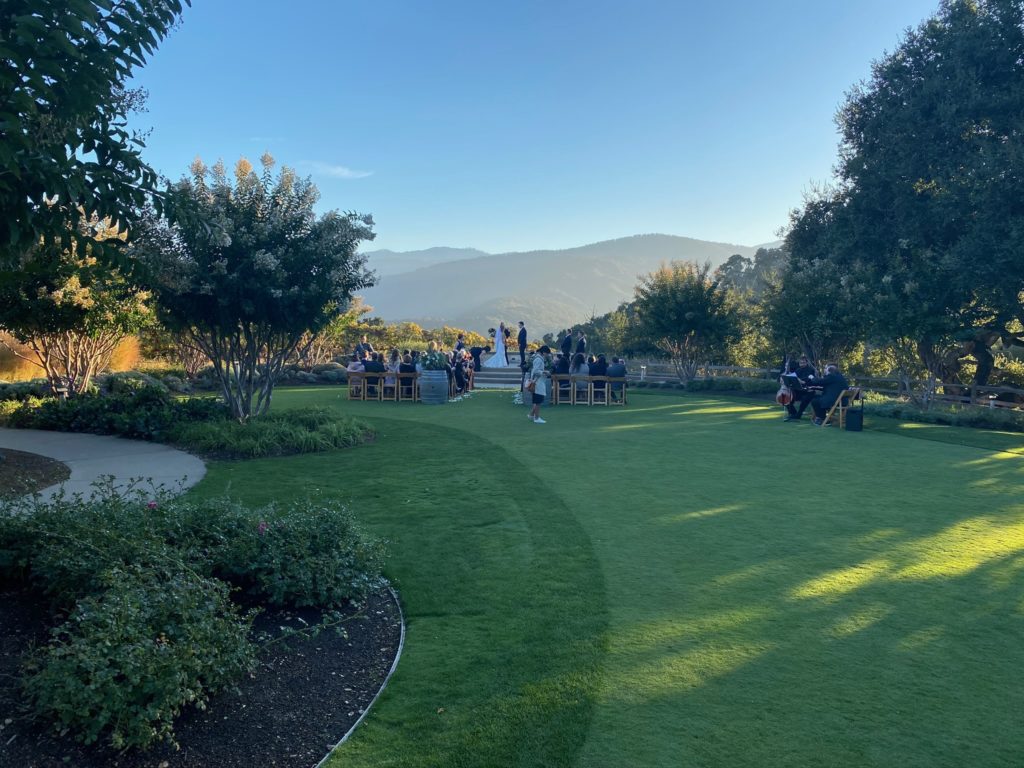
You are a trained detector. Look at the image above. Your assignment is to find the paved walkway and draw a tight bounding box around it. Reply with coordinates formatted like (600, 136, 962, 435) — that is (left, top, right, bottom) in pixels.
(0, 428, 206, 500)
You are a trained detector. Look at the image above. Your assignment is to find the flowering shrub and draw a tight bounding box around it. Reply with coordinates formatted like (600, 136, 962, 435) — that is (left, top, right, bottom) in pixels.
(0, 485, 386, 750)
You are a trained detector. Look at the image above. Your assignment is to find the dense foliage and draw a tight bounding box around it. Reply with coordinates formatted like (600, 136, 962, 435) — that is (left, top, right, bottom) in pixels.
(134, 156, 374, 421)
(0, 487, 386, 749)
(0, 0, 188, 265)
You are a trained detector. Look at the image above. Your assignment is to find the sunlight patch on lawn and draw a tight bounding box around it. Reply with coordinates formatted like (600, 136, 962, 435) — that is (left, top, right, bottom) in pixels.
(896, 626, 945, 651)
(600, 641, 774, 703)
(826, 604, 894, 638)
(791, 558, 893, 601)
(613, 609, 770, 654)
(657, 504, 745, 523)
(894, 516, 1024, 580)
(680, 405, 767, 415)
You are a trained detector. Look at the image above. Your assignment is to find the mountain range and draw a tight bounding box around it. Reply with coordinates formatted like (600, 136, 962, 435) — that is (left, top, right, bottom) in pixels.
(358, 234, 781, 336)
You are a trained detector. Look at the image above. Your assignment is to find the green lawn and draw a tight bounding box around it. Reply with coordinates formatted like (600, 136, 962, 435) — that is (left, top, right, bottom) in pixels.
(191, 389, 1024, 767)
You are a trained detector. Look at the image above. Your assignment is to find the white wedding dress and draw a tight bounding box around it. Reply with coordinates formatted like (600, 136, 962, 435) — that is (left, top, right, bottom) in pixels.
(483, 327, 507, 368)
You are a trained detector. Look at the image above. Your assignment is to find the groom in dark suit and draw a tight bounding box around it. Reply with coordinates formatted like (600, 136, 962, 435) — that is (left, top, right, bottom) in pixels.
(517, 321, 528, 365)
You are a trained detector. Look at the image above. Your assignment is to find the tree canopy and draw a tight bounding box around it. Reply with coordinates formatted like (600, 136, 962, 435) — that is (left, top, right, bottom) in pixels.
(780, 0, 1024, 386)
(0, 0, 188, 265)
(136, 155, 375, 420)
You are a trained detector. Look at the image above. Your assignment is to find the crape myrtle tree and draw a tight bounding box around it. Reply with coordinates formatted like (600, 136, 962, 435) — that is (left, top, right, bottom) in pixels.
(0, 215, 152, 395)
(783, 0, 1024, 389)
(632, 261, 740, 381)
(0, 0, 189, 267)
(136, 155, 375, 421)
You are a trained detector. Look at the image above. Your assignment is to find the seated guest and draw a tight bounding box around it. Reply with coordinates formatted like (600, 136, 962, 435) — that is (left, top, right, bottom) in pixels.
(468, 345, 490, 372)
(385, 349, 400, 387)
(809, 363, 850, 425)
(782, 355, 817, 422)
(589, 353, 608, 390)
(607, 357, 627, 401)
(570, 352, 590, 396)
(345, 355, 365, 373)
(553, 353, 571, 395)
(398, 354, 416, 398)
(362, 352, 386, 395)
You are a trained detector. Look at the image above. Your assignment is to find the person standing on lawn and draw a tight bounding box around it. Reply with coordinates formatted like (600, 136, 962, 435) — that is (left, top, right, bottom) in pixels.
(528, 346, 552, 424)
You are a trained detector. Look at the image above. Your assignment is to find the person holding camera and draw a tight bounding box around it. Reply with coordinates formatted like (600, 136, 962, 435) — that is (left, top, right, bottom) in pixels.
(528, 346, 552, 424)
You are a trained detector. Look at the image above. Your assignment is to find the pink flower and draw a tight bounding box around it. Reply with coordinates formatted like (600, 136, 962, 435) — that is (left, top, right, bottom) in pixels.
(146, 501, 159, 510)
(257, 521, 269, 536)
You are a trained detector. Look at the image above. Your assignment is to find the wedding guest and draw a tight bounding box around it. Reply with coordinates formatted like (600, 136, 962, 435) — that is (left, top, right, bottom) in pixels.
(345, 355, 365, 373)
(560, 329, 574, 360)
(553, 352, 571, 398)
(398, 354, 416, 399)
(469, 345, 490, 372)
(575, 331, 587, 356)
(570, 352, 589, 397)
(607, 357, 628, 401)
(385, 349, 400, 387)
(590, 353, 608, 393)
(362, 352, 386, 396)
(529, 346, 552, 423)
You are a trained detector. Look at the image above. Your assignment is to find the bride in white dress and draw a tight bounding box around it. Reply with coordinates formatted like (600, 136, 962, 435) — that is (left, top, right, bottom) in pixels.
(483, 322, 507, 368)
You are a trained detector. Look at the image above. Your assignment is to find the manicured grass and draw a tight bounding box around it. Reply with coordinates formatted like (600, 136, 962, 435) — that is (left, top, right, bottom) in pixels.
(191, 389, 1024, 767)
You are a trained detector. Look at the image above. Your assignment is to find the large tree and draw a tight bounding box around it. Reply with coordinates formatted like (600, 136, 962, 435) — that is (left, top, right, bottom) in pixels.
(0, 0, 188, 265)
(136, 156, 375, 421)
(632, 261, 740, 381)
(785, 0, 1024, 388)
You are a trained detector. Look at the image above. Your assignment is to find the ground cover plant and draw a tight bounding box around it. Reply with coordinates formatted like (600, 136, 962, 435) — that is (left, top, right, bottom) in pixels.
(0, 486, 386, 751)
(191, 387, 1024, 767)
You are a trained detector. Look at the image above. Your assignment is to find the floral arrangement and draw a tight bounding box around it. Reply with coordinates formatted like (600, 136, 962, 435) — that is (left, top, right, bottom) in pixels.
(420, 350, 449, 371)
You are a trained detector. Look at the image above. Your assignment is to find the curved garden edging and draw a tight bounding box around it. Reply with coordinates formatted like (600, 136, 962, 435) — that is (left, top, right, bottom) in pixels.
(316, 584, 407, 768)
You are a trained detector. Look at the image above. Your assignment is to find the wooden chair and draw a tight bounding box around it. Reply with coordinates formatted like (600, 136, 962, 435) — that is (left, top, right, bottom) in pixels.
(381, 373, 400, 402)
(347, 371, 366, 401)
(821, 387, 862, 427)
(572, 375, 592, 405)
(607, 377, 627, 406)
(550, 374, 572, 405)
(590, 376, 610, 405)
(363, 372, 384, 402)
(396, 372, 418, 402)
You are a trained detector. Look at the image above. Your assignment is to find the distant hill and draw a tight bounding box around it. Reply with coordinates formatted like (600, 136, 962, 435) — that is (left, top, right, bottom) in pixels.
(358, 234, 762, 335)
(363, 246, 489, 277)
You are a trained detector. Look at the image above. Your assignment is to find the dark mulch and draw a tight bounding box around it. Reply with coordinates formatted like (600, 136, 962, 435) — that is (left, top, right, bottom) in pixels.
(0, 586, 402, 768)
(0, 449, 70, 497)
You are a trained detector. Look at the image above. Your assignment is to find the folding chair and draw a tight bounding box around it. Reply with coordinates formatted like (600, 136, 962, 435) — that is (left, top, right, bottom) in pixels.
(550, 374, 571, 405)
(821, 387, 862, 427)
(397, 372, 418, 402)
(590, 376, 610, 405)
(572, 376, 592, 405)
(347, 371, 366, 401)
(607, 377, 627, 406)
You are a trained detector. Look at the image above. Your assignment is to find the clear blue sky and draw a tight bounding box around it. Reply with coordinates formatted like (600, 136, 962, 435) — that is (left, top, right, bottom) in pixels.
(128, 0, 940, 253)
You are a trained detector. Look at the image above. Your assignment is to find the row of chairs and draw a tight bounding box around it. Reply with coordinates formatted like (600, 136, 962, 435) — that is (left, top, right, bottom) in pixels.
(549, 375, 627, 406)
(347, 371, 472, 402)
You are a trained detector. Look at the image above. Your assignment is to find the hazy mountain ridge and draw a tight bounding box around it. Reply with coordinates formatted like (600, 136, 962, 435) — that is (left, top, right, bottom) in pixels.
(359, 234, 764, 335)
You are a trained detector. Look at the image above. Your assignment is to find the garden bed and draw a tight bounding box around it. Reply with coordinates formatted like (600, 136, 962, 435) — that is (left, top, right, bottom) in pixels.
(0, 586, 402, 768)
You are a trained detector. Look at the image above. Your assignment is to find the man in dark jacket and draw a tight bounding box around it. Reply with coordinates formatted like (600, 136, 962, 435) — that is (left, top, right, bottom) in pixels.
(783, 355, 817, 421)
(517, 321, 528, 365)
(575, 331, 587, 357)
(560, 329, 574, 360)
(469, 345, 490, 372)
(810, 364, 849, 425)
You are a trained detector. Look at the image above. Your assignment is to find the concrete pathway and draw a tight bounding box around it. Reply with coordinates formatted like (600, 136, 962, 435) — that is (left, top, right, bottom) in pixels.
(0, 428, 206, 501)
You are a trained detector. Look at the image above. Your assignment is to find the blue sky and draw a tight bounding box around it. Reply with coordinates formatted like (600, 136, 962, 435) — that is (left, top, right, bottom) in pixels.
(128, 0, 940, 253)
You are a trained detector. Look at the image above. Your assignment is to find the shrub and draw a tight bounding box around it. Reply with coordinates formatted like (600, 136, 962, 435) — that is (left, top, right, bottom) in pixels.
(8, 388, 229, 441)
(24, 565, 256, 750)
(1, 486, 386, 750)
(168, 408, 371, 459)
(213, 499, 387, 607)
